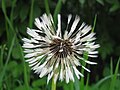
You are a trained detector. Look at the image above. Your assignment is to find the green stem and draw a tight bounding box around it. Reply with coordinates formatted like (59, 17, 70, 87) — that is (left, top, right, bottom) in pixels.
(51, 77, 56, 90)
(80, 51, 88, 90)
(85, 74, 90, 90)
(109, 57, 120, 90)
(92, 14, 97, 32)
(29, 0, 34, 28)
(19, 45, 29, 90)
(0, 45, 5, 69)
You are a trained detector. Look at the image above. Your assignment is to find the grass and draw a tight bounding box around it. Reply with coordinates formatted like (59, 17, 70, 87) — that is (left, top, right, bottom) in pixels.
(29, 0, 35, 28)
(0, 45, 5, 69)
(44, 0, 50, 15)
(1, 0, 30, 89)
(19, 45, 29, 90)
(93, 57, 120, 90)
(0, 35, 16, 89)
(53, 0, 62, 26)
(110, 57, 120, 90)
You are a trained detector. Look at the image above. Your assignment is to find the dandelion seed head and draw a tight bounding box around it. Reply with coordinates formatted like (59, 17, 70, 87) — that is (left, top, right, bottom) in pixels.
(22, 13, 100, 84)
(49, 38, 73, 58)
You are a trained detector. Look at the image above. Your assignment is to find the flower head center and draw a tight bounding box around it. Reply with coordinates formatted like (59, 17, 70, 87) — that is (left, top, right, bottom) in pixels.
(49, 38, 73, 58)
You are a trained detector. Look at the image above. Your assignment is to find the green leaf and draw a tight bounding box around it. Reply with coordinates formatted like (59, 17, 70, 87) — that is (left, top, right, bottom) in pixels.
(63, 81, 74, 90)
(12, 43, 21, 59)
(12, 63, 24, 78)
(32, 87, 42, 90)
(93, 74, 120, 90)
(7, 61, 17, 71)
(32, 78, 46, 87)
(15, 85, 32, 90)
(63, 83, 68, 90)
(114, 79, 120, 90)
(99, 79, 110, 90)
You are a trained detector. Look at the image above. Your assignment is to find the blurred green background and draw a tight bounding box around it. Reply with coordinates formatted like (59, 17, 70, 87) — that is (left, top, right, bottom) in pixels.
(0, 0, 120, 90)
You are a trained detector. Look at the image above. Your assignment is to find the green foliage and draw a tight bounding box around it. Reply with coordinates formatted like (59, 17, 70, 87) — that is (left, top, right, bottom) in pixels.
(93, 58, 120, 90)
(0, 0, 120, 90)
(32, 79, 46, 87)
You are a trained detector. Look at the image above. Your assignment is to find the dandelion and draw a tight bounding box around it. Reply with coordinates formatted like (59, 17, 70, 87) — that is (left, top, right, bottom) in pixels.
(22, 14, 100, 84)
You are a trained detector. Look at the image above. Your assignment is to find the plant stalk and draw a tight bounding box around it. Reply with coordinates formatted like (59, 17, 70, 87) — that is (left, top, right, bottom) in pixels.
(51, 77, 56, 90)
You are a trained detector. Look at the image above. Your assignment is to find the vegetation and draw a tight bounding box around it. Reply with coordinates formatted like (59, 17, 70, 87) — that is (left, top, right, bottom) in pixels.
(0, 0, 120, 90)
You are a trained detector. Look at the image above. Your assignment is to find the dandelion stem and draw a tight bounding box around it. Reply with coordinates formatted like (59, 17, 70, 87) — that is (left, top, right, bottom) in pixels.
(51, 77, 56, 90)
